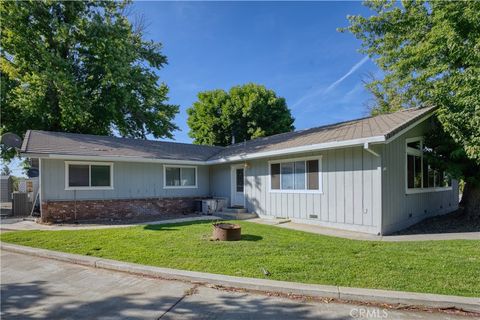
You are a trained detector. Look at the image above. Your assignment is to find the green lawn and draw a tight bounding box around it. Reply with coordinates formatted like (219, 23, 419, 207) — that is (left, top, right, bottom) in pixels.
(2, 220, 479, 297)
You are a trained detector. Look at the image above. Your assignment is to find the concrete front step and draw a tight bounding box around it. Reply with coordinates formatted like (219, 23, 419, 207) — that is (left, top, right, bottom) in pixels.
(214, 212, 258, 220)
(222, 207, 248, 214)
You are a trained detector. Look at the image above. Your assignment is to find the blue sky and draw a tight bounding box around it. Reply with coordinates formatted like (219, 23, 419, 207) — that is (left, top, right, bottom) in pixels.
(132, 1, 378, 143)
(6, 1, 380, 176)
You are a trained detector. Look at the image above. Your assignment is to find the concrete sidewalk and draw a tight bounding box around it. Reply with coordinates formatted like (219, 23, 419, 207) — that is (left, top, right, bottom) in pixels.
(251, 218, 480, 241)
(0, 215, 221, 232)
(1, 242, 478, 314)
(1, 250, 473, 319)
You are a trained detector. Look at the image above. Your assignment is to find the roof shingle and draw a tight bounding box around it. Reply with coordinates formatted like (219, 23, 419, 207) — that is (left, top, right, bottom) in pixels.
(21, 106, 435, 162)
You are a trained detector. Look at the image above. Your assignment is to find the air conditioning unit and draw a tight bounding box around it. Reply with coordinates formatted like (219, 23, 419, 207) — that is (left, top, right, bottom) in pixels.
(201, 197, 228, 215)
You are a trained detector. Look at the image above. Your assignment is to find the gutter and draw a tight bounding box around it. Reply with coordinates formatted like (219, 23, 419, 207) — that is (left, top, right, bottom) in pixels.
(206, 136, 386, 164)
(21, 136, 387, 165)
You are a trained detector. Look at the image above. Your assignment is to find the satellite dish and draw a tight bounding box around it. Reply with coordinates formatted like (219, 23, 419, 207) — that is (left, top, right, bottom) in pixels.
(0, 133, 23, 149)
(27, 168, 39, 178)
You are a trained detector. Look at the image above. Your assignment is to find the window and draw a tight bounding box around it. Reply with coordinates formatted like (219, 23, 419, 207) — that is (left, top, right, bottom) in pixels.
(65, 162, 113, 189)
(236, 169, 244, 192)
(164, 166, 197, 188)
(270, 157, 321, 193)
(406, 137, 452, 193)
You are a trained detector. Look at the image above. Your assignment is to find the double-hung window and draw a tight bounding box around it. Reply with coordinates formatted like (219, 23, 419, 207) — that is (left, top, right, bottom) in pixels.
(406, 137, 452, 193)
(164, 165, 197, 188)
(65, 162, 113, 190)
(270, 157, 321, 193)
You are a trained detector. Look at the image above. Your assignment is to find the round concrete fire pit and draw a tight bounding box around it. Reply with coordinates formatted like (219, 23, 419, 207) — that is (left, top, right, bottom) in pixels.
(212, 223, 241, 241)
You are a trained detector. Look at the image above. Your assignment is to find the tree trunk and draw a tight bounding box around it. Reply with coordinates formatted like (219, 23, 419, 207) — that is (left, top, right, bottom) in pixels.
(460, 182, 480, 219)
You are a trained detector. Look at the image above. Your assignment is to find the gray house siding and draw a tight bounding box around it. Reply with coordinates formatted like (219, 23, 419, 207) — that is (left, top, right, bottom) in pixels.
(381, 121, 459, 234)
(232, 147, 383, 234)
(209, 164, 231, 204)
(41, 159, 210, 201)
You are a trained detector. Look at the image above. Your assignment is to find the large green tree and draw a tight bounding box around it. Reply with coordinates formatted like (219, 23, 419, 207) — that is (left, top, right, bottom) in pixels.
(187, 83, 294, 146)
(343, 0, 480, 216)
(1, 1, 178, 160)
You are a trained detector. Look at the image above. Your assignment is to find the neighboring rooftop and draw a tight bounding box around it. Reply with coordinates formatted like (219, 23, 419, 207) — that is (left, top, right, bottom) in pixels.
(21, 106, 435, 162)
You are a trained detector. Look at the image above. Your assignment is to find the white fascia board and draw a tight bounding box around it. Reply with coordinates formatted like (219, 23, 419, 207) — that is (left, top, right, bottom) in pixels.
(21, 136, 387, 165)
(384, 113, 434, 144)
(21, 153, 206, 166)
(206, 136, 386, 164)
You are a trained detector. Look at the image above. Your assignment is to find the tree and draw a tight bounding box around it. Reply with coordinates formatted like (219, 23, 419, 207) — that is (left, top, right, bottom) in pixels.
(187, 83, 294, 146)
(1, 165, 12, 176)
(342, 0, 480, 216)
(1, 1, 178, 161)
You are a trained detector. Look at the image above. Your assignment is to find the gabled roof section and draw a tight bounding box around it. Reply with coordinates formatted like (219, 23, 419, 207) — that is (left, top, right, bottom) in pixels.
(207, 106, 436, 161)
(21, 131, 223, 162)
(21, 106, 435, 163)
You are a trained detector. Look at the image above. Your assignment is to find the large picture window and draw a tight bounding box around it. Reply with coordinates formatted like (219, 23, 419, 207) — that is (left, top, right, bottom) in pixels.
(164, 165, 197, 188)
(65, 162, 113, 190)
(270, 157, 321, 193)
(406, 137, 452, 193)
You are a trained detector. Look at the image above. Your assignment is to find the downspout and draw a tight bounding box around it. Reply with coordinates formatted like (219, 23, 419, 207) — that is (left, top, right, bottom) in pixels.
(39, 158, 43, 221)
(363, 142, 380, 157)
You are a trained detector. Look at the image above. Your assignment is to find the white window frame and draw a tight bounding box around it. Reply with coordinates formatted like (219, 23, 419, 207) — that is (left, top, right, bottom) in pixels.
(65, 161, 114, 190)
(163, 165, 198, 189)
(268, 156, 322, 194)
(405, 137, 452, 194)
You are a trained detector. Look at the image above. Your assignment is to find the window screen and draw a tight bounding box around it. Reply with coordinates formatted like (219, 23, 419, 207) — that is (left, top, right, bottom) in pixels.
(406, 138, 451, 190)
(270, 163, 280, 189)
(281, 162, 294, 190)
(165, 167, 196, 187)
(165, 167, 181, 186)
(67, 163, 112, 188)
(91, 165, 111, 187)
(307, 160, 319, 190)
(68, 165, 89, 187)
(270, 159, 320, 192)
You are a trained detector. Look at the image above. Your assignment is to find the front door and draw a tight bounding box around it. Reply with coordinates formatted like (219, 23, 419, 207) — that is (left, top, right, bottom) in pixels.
(231, 165, 245, 207)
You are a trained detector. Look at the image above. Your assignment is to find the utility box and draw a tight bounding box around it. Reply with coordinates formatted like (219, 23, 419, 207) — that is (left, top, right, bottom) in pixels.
(12, 192, 29, 216)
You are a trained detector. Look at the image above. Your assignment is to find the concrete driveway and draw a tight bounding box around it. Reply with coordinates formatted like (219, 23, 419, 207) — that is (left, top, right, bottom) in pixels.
(1, 251, 471, 320)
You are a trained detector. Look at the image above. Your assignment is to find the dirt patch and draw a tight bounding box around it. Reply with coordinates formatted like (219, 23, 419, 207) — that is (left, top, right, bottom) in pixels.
(393, 210, 480, 235)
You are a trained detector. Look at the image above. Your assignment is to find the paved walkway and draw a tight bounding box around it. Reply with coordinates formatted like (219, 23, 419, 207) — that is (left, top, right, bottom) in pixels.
(1, 251, 469, 319)
(251, 218, 480, 241)
(0, 215, 221, 232)
(2, 215, 479, 241)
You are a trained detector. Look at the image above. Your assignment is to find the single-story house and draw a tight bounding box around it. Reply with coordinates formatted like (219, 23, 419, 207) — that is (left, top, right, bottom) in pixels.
(20, 106, 458, 234)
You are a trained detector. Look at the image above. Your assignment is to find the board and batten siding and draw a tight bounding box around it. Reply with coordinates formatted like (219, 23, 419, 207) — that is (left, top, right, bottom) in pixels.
(209, 164, 231, 204)
(40, 159, 210, 201)
(232, 147, 383, 234)
(381, 121, 459, 234)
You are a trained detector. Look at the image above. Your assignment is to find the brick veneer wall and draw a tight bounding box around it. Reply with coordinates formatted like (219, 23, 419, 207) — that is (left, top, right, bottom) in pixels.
(40, 197, 204, 223)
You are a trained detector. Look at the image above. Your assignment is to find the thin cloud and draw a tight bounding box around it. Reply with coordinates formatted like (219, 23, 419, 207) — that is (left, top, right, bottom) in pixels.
(324, 56, 369, 93)
(292, 56, 369, 108)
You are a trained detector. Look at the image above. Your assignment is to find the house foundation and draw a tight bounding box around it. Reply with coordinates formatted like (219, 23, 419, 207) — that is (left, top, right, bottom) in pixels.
(40, 197, 203, 223)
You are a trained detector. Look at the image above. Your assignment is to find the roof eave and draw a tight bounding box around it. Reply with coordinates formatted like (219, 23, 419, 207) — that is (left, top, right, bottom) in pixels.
(21, 109, 434, 165)
(205, 135, 387, 164)
(20, 152, 208, 166)
(384, 111, 435, 144)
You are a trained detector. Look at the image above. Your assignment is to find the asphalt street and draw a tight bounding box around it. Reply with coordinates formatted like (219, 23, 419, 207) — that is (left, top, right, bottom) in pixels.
(0, 251, 472, 320)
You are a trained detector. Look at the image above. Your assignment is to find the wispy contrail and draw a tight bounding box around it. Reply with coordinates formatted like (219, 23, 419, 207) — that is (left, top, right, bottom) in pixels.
(292, 56, 369, 108)
(324, 56, 369, 93)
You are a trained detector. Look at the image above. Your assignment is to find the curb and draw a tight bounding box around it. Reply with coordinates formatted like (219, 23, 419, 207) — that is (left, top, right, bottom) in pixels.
(1, 242, 479, 313)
